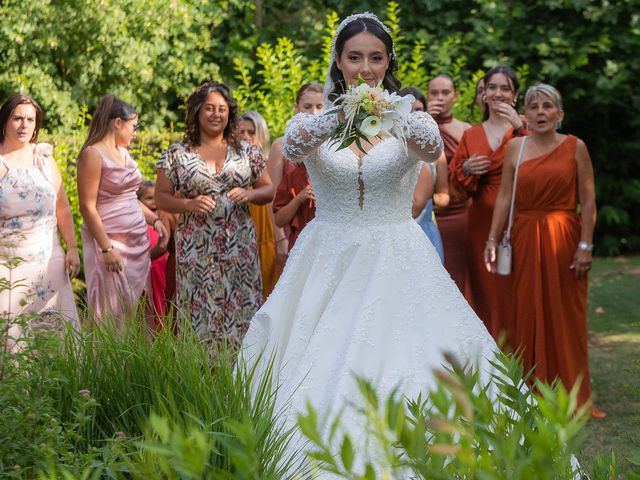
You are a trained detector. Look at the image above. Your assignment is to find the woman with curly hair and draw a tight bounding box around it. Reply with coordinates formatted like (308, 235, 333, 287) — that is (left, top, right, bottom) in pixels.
(155, 81, 273, 352)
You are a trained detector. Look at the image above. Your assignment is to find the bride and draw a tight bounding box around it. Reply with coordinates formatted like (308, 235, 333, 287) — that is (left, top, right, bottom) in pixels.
(241, 11, 499, 469)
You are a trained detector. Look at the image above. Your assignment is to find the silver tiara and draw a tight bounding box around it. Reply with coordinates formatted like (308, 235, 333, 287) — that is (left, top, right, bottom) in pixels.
(330, 12, 397, 63)
(323, 12, 397, 107)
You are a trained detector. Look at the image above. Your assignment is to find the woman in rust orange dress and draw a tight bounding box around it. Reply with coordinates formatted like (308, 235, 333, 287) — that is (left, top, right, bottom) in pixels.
(449, 65, 525, 343)
(427, 74, 472, 292)
(484, 84, 603, 417)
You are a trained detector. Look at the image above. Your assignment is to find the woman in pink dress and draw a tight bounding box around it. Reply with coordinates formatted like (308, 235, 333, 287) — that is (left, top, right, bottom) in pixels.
(0, 94, 79, 350)
(77, 94, 168, 323)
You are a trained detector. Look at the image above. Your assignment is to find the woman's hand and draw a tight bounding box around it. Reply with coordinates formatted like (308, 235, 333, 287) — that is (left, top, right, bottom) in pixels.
(462, 154, 491, 176)
(228, 187, 251, 203)
(484, 239, 497, 274)
(493, 102, 522, 129)
(65, 248, 81, 278)
(103, 249, 124, 273)
(276, 238, 288, 266)
(427, 100, 444, 117)
(153, 219, 170, 250)
(186, 195, 216, 213)
(295, 185, 315, 204)
(149, 241, 168, 260)
(570, 249, 592, 278)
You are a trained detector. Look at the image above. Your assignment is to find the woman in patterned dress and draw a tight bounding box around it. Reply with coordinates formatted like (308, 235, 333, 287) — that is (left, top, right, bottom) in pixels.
(0, 94, 79, 350)
(155, 81, 273, 353)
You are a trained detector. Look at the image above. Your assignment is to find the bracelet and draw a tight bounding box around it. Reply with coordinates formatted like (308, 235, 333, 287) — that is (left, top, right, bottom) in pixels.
(67, 245, 78, 250)
(462, 161, 472, 176)
(100, 245, 114, 253)
(486, 237, 497, 244)
(151, 217, 161, 227)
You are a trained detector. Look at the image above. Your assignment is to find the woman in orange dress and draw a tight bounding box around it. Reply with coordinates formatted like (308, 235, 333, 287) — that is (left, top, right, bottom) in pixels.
(263, 83, 325, 270)
(238, 111, 278, 299)
(426, 75, 472, 291)
(484, 84, 603, 417)
(449, 65, 525, 343)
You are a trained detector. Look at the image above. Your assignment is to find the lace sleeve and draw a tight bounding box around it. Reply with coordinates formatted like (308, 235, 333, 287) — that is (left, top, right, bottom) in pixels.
(283, 112, 339, 163)
(405, 111, 444, 162)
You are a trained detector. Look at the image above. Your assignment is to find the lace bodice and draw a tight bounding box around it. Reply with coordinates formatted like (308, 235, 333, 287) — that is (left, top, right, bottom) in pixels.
(283, 111, 443, 226)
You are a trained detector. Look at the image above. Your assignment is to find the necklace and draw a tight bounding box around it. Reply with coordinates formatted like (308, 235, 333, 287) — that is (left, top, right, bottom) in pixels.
(483, 122, 508, 150)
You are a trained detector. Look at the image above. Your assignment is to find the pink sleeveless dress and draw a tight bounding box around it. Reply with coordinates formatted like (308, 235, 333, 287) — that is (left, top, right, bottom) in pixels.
(81, 146, 151, 321)
(0, 143, 79, 346)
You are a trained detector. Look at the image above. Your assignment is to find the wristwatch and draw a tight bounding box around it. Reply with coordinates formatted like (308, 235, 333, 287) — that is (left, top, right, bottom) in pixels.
(578, 241, 594, 252)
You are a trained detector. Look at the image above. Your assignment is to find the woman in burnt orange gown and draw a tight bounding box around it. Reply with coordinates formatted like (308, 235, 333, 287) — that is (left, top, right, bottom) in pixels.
(484, 84, 603, 417)
(449, 65, 525, 343)
(427, 75, 472, 292)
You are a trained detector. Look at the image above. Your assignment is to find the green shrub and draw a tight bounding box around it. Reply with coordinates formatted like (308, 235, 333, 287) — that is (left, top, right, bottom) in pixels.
(297, 352, 621, 479)
(0, 293, 302, 478)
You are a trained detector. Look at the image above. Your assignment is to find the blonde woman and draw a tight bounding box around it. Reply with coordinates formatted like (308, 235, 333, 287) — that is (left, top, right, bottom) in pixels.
(239, 111, 278, 298)
(485, 84, 602, 417)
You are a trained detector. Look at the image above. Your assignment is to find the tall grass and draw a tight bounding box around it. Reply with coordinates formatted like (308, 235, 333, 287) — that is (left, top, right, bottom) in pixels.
(1, 313, 306, 478)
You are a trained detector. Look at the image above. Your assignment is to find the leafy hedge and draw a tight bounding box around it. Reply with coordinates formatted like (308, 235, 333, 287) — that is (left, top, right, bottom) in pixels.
(5, 0, 639, 254)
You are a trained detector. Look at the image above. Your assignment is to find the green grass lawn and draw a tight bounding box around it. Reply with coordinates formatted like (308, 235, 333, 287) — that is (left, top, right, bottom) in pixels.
(580, 256, 640, 474)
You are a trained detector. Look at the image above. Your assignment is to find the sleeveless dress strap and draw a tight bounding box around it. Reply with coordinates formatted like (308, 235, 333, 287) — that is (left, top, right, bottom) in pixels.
(0, 154, 7, 179)
(34, 143, 55, 186)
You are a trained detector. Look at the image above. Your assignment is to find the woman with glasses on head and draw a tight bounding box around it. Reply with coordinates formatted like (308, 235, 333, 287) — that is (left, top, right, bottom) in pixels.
(77, 94, 167, 323)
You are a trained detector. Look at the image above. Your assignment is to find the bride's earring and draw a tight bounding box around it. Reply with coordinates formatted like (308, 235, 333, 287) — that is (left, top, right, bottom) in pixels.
(555, 120, 562, 130)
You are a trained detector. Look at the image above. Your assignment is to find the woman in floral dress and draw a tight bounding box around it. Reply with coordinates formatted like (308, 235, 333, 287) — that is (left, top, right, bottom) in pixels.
(155, 81, 273, 352)
(0, 94, 80, 350)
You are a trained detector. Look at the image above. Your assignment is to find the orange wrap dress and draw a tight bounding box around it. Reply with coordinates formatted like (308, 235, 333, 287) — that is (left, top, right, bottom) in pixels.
(248, 203, 279, 299)
(450, 125, 520, 344)
(512, 135, 591, 406)
(434, 122, 471, 293)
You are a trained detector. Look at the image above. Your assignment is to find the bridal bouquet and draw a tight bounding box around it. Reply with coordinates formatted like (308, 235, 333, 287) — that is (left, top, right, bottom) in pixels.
(326, 80, 415, 153)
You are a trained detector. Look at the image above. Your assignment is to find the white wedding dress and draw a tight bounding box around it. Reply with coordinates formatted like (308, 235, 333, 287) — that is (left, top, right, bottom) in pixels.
(241, 111, 499, 472)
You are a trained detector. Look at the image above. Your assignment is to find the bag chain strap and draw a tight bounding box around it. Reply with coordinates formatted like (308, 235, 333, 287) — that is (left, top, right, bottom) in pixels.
(503, 137, 527, 244)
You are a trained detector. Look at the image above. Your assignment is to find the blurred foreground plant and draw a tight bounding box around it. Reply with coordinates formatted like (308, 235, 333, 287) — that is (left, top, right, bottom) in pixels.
(298, 351, 621, 479)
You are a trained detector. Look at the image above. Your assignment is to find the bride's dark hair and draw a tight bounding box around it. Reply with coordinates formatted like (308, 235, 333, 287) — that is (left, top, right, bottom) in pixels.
(328, 17, 400, 103)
